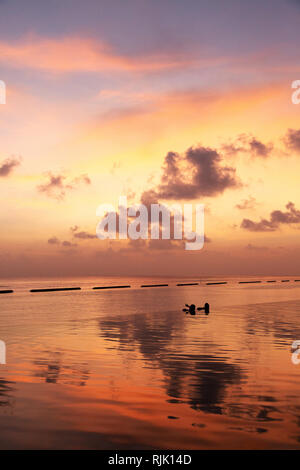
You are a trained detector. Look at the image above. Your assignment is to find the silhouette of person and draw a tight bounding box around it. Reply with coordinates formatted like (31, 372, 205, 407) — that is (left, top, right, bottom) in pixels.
(197, 303, 210, 315)
(189, 304, 196, 315)
(183, 303, 210, 315)
(183, 304, 196, 315)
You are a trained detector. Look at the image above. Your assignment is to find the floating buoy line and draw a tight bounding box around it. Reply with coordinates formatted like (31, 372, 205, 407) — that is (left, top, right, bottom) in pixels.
(0, 279, 298, 294)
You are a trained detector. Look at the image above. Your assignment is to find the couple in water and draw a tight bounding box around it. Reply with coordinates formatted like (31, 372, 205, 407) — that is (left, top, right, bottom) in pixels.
(183, 303, 210, 315)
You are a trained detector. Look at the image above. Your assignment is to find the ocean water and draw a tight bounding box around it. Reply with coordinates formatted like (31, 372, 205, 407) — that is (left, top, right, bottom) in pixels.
(1, 275, 300, 449)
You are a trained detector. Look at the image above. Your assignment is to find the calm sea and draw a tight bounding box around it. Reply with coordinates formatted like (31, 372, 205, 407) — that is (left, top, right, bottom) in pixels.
(1, 275, 300, 449)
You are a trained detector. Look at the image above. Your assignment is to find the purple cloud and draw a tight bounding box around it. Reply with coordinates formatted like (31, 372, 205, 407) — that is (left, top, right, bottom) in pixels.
(222, 134, 273, 158)
(284, 128, 300, 152)
(71, 226, 96, 240)
(142, 145, 241, 202)
(0, 156, 21, 177)
(241, 202, 300, 232)
(48, 237, 60, 245)
(62, 240, 77, 248)
(37, 172, 91, 199)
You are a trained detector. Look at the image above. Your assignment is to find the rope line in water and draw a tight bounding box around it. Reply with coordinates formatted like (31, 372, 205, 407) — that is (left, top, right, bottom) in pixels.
(0, 279, 298, 294)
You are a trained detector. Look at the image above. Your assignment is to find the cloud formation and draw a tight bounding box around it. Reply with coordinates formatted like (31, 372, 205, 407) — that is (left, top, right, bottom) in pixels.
(241, 202, 300, 232)
(222, 134, 273, 158)
(142, 146, 241, 202)
(71, 226, 96, 240)
(284, 128, 300, 152)
(0, 35, 194, 74)
(246, 243, 269, 251)
(47, 226, 96, 251)
(47, 236, 77, 248)
(236, 196, 257, 210)
(47, 237, 60, 245)
(37, 172, 91, 199)
(0, 156, 21, 177)
(62, 240, 77, 248)
(248, 136, 273, 158)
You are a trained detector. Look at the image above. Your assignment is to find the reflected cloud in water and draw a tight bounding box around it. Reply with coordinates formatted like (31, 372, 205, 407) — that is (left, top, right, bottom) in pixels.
(33, 351, 89, 387)
(2, 285, 300, 448)
(0, 377, 15, 411)
(99, 311, 244, 416)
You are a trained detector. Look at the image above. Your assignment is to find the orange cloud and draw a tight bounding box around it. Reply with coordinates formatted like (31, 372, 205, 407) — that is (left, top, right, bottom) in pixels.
(0, 35, 196, 73)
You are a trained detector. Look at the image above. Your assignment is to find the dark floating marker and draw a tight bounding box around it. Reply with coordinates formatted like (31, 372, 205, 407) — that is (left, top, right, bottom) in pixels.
(93, 285, 131, 290)
(281, 280, 290, 282)
(0, 290, 14, 294)
(239, 281, 262, 284)
(294, 280, 300, 282)
(206, 282, 227, 285)
(177, 283, 198, 286)
(141, 284, 169, 288)
(267, 280, 276, 283)
(30, 287, 81, 293)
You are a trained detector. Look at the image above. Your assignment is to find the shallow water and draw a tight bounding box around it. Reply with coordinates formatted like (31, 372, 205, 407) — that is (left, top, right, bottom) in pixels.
(1, 275, 300, 449)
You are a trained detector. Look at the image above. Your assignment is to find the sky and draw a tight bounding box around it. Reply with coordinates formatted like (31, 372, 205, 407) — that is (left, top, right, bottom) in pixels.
(1, 0, 300, 277)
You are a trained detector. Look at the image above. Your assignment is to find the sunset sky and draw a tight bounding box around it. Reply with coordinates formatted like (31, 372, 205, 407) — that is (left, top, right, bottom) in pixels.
(1, 0, 300, 277)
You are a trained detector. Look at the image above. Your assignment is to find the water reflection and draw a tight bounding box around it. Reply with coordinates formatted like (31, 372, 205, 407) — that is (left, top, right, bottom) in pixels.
(2, 286, 300, 448)
(226, 402, 282, 423)
(100, 312, 185, 359)
(0, 377, 15, 411)
(243, 302, 300, 346)
(98, 306, 293, 439)
(99, 312, 244, 416)
(33, 351, 89, 387)
(162, 354, 242, 414)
